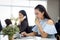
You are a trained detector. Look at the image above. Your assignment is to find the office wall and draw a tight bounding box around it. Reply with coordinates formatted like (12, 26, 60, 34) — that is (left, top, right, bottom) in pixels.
(47, 0, 59, 22)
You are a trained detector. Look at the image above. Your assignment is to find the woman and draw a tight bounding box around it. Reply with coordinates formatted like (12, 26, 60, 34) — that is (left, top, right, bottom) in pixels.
(21, 5, 57, 38)
(18, 10, 29, 33)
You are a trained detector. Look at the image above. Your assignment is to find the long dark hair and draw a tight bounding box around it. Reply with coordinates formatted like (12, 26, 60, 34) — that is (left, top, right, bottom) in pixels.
(35, 4, 51, 19)
(19, 10, 29, 25)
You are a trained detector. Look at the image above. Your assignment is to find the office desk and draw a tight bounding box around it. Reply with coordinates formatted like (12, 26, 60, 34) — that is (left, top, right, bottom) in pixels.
(0, 35, 57, 40)
(14, 36, 57, 40)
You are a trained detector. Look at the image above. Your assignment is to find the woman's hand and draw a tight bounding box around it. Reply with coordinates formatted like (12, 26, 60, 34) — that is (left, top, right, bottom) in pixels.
(35, 18, 40, 26)
(18, 17, 24, 22)
(20, 18, 24, 22)
(21, 32, 27, 37)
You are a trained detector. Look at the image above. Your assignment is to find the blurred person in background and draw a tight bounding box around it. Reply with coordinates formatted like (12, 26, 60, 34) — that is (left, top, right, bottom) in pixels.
(18, 10, 29, 33)
(0, 20, 2, 32)
(5, 19, 12, 27)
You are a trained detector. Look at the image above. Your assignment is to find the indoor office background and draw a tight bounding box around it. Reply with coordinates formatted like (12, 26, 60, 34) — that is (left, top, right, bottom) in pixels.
(0, 0, 60, 28)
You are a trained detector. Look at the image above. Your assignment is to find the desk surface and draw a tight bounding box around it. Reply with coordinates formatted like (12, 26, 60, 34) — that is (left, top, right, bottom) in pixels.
(14, 36, 57, 40)
(0, 35, 57, 40)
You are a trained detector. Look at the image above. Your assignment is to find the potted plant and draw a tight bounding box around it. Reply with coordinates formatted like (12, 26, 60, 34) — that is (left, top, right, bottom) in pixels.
(2, 25, 19, 40)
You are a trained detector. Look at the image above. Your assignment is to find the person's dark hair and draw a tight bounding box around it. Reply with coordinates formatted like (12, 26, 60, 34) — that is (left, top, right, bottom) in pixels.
(19, 10, 29, 25)
(0, 21, 2, 31)
(58, 19, 60, 23)
(5, 19, 12, 26)
(35, 4, 51, 19)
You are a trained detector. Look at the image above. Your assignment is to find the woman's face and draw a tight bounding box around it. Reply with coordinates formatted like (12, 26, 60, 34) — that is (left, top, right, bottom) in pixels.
(19, 13, 24, 19)
(35, 9, 44, 19)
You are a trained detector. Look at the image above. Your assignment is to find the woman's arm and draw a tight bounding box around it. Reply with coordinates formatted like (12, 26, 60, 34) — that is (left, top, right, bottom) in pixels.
(37, 24, 48, 38)
(35, 18, 48, 38)
(26, 32, 37, 36)
(35, 19, 54, 38)
(21, 32, 37, 36)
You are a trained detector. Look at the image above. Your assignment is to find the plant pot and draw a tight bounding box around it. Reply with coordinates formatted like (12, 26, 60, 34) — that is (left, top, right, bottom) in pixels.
(8, 35, 14, 40)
